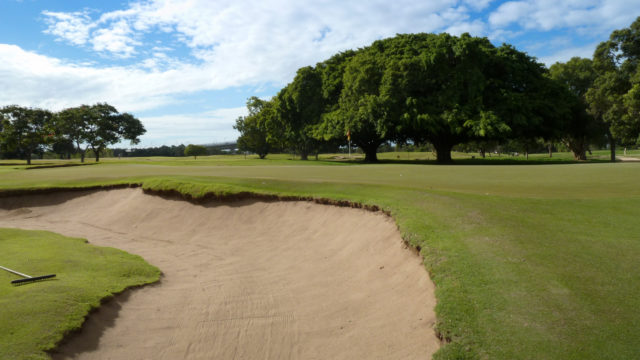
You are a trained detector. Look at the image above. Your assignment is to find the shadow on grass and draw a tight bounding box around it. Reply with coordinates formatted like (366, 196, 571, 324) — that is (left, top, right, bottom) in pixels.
(25, 163, 97, 170)
(327, 157, 613, 166)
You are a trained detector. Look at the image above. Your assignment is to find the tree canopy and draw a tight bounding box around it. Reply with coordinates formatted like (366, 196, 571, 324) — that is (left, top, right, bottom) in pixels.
(0, 106, 54, 165)
(549, 57, 604, 160)
(0, 103, 145, 164)
(240, 32, 573, 163)
(586, 16, 640, 161)
(234, 97, 277, 159)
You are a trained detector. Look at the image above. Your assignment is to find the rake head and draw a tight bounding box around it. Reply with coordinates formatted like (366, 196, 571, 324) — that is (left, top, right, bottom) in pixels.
(11, 274, 56, 284)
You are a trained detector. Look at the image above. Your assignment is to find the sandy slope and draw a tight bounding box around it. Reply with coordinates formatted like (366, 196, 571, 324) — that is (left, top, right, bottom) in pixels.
(0, 189, 439, 359)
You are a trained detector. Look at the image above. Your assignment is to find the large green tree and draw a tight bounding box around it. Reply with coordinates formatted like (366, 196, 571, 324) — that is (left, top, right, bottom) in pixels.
(586, 16, 640, 161)
(313, 50, 357, 156)
(0, 105, 54, 165)
(488, 44, 568, 158)
(336, 50, 389, 162)
(549, 57, 603, 160)
(276, 66, 324, 160)
(351, 33, 563, 163)
(392, 33, 505, 163)
(234, 97, 278, 159)
(258, 33, 568, 163)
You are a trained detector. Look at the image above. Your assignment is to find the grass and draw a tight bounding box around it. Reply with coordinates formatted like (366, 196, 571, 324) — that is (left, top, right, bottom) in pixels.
(0, 152, 639, 359)
(0, 228, 160, 360)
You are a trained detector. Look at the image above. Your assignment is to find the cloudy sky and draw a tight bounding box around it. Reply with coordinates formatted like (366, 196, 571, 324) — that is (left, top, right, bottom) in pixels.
(1, 0, 638, 147)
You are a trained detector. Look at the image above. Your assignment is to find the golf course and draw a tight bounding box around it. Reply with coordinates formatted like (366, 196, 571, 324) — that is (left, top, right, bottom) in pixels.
(0, 153, 639, 359)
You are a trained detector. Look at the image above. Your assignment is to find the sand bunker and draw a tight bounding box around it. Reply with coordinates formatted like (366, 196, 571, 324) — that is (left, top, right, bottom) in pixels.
(0, 188, 438, 359)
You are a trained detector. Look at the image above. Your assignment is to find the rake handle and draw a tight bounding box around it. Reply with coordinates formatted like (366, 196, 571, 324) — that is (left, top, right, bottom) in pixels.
(0, 265, 31, 278)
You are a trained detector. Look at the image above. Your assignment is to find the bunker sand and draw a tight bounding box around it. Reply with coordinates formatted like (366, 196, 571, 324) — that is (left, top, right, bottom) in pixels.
(0, 189, 439, 359)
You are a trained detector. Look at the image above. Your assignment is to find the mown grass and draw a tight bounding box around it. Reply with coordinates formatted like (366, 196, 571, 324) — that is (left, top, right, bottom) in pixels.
(0, 154, 639, 359)
(0, 228, 160, 360)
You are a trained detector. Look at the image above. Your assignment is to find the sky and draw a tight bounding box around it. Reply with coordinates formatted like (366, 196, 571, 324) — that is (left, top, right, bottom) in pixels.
(1, 0, 639, 147)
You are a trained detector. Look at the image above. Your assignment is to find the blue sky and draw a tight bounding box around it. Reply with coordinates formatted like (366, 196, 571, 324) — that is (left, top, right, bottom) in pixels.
(1, 0, 639, 147)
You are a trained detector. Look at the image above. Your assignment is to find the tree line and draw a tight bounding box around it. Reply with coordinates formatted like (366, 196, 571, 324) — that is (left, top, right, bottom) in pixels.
(111, 142, 240, 158)
(236, 17, 640, 163)
(0, 103, 145, 164)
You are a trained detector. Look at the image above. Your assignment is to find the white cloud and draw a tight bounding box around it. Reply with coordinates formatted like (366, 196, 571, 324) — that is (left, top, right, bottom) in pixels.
(446, 19, 487, 36)
(42, 10, 95, 45)
(33, 0, 483, 108)
(463, 0, 495, 11)
(537, 41, 599, 66)
(91, 19, 140, 58)
(0, 44, 193, 112)
(488, 0, 640, 36)
(41, 0, 465, 63)
(489, 1, 531, 28)
(139, 107, 247, 145)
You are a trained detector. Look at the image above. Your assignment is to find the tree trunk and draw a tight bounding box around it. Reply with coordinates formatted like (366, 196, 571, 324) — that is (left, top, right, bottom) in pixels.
(609, 130, 616, 162)
(432, 140, 454, 164)
(479, 148, 486, 158)
(300, 151, 309, 160)
(571, 143, 587, 161)
(26, 154, 31, 165)
(259, 153, 267, 159)
(363, 147, 378, 162)
(548, 144, 552, 158)
(573, 149, 587, 161)
(565, 138, 587, 161)
(76, 143, 85, 163)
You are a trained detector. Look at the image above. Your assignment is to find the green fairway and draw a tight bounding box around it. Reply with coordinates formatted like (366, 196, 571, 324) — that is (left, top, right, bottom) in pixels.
(0, 228, 160, 360)
(0, 155, 639, 359)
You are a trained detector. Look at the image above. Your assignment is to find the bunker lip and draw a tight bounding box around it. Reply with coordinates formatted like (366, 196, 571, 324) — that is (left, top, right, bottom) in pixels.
(0, 188, 439, 359)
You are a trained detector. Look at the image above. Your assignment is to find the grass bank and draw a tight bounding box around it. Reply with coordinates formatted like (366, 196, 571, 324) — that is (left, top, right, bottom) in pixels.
(0, 228, 160, 360)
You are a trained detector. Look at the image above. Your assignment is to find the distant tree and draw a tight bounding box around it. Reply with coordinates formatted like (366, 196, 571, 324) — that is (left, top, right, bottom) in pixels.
(51, 137, 76, 159)
(56, 105, 90, 162)
(184, 144, 208, 159)
(549, 57, 604, 160)
(85, 104, 145, 162)
(0, 105, 54, 165)
(234, 97, 277, 159)
(57, 103, 145, 162)
(587, 16, 640, 161)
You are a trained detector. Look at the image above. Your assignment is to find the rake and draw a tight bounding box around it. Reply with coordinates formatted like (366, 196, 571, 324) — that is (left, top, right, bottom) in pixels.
(0, 265, 56, 284)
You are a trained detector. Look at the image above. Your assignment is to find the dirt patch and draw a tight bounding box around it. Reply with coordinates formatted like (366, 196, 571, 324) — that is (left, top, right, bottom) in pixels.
(617, 156, 640, 162)
(0, 188, 439, 359)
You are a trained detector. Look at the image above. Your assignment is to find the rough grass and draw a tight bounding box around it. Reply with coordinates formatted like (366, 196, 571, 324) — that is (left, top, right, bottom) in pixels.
(0, 155, 639, 359)
(0, 228, 160, 360)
